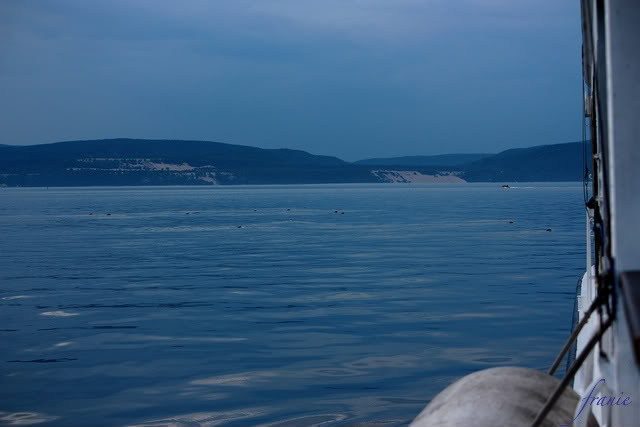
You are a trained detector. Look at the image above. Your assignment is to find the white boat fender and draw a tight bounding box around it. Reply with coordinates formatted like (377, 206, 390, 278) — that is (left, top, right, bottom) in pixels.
(409, 367, 598, 427)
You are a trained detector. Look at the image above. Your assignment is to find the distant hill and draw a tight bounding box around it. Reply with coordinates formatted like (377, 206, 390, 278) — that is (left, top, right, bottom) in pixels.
(355, 153, 492, 166)
(0, 138, 377, 186)
(356, 142, 590, 182)
(0, 138, 590, 186)
(462, 141, 591, 182)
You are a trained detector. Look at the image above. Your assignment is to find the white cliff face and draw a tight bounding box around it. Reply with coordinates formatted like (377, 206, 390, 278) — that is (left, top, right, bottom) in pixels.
(74, 158, 210, 171)
(68, 158, 233, 184)
(371, 169, 466, 183)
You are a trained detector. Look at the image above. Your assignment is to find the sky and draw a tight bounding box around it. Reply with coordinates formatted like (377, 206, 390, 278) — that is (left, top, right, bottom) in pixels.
(0, 0, 583, 161)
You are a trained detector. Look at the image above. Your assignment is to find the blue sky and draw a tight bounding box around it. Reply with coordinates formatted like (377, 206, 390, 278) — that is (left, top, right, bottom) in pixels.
(0, 0, 582, 160)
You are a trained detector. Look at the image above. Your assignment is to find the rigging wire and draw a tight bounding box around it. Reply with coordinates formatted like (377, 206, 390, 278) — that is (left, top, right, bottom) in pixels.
(565, 278, 582, 377)
(548, 290, 607, 376)
(529, 315, 614, 427)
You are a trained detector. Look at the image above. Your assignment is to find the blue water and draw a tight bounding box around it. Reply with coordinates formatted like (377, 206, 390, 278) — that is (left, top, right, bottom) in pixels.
(0, 184, 585, 426)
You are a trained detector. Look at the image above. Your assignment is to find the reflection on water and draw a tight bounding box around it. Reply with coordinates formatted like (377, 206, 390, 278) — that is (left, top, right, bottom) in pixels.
(0, 411, 59, 426)
(126, 408, 271, 427)
(0, 184, 584, 426)
(40, 311, 79, 317)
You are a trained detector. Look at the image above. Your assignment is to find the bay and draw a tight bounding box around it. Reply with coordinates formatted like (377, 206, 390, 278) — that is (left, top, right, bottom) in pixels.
(0, 183, 585, 426)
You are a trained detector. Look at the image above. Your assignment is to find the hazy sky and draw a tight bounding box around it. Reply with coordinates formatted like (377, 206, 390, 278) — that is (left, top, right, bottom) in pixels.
(1, 0, 582, 160)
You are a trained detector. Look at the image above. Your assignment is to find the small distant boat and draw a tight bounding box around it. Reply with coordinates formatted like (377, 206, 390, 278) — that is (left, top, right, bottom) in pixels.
(502, 184, 511, 189)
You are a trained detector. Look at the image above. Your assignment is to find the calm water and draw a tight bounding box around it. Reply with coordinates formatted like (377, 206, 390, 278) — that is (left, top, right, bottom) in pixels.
(0, 184, 585, 426)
